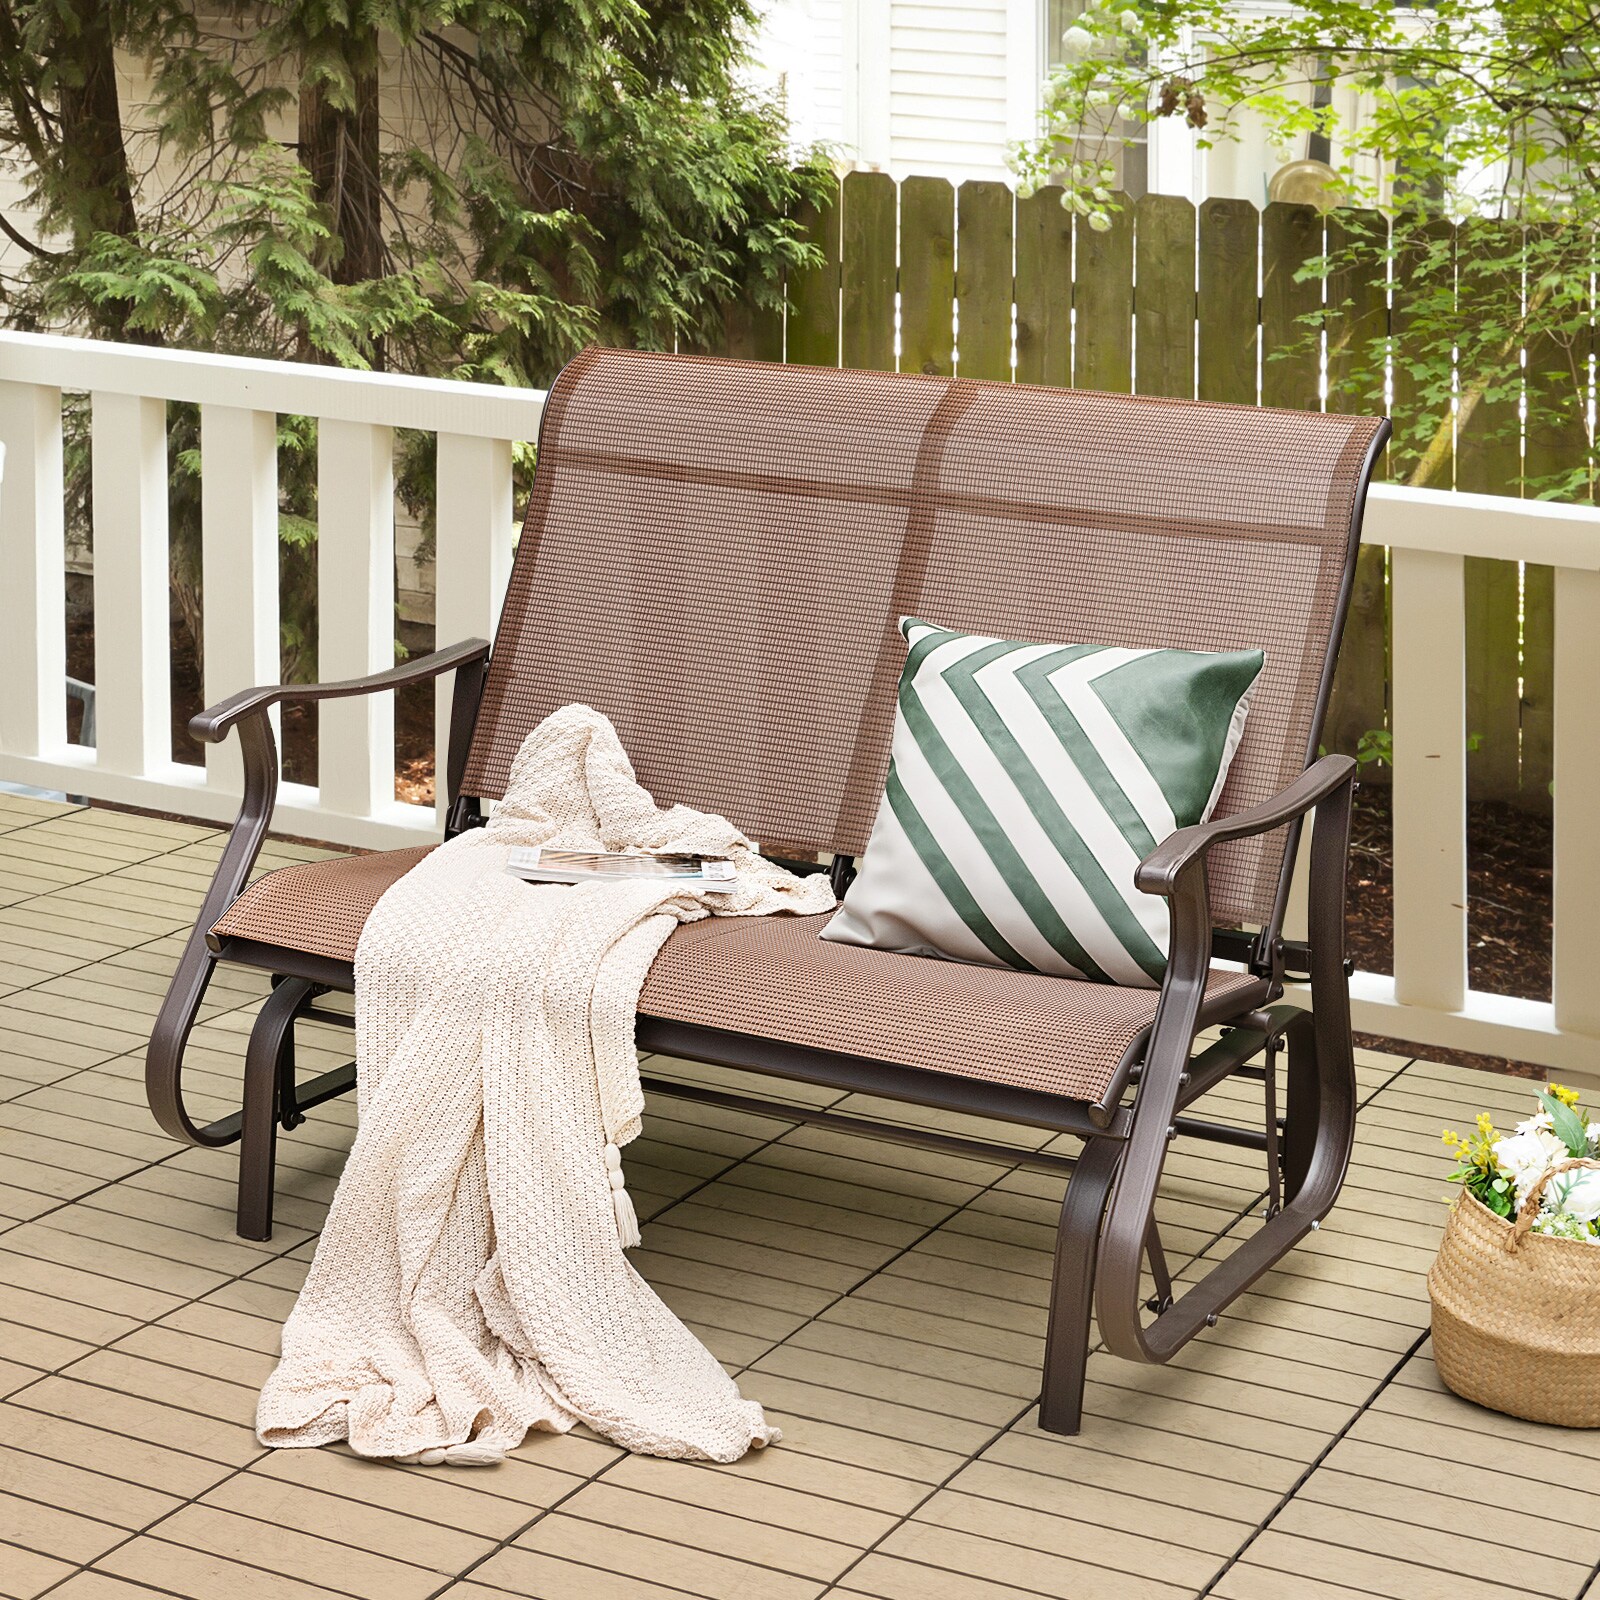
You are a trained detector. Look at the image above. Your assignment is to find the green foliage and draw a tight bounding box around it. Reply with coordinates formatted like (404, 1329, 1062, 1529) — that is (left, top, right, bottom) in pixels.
(1538, 1090, 1592, 1160)
(1445, 1084, 1600, 1240)
(0, 0, 826, 679)
(1443, 1112, 1513, 1216)
(1354, 727, 1391, 769)
(1018, 0, 1598, 497)
(5, 1, 826, 374)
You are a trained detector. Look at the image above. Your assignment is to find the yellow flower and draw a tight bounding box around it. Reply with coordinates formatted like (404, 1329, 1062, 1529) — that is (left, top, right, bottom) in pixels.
(1476, 1111, 1497, 1140)
(1442, 1128, 1460, 1149)
(1550, 1083, 1580, 1109)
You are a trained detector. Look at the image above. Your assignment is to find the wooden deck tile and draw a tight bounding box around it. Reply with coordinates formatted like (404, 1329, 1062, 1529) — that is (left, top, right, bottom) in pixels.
(496, 1511, 828, 1600)
(0, 1540, 78, 1600)
(0, 1398, 236, 1499)
(250, 1447, 563, 1538)
(453, 1565, 709, 1600)
(96, 1534, 354, 1600)
(3, 803, 1597, 1600)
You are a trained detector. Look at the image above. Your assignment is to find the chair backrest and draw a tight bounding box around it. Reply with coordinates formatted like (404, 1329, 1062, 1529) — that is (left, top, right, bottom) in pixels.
(460, 348, 1387, 928)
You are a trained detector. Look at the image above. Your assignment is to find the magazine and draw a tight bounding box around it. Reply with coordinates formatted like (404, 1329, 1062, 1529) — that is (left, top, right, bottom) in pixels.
(505, 846, 738, 892)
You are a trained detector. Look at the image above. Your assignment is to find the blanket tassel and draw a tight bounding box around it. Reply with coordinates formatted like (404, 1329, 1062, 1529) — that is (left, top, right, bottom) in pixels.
(604, 1141, 641, 1249)
(396, 1442, 505, 1467)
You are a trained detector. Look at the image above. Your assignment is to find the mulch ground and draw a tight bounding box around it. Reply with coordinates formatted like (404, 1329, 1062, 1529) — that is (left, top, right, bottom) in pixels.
(65, 615, 1557, 1079)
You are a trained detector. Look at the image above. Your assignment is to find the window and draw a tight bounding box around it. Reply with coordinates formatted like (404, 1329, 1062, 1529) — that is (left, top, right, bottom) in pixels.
(1043, 0, 1150, 199)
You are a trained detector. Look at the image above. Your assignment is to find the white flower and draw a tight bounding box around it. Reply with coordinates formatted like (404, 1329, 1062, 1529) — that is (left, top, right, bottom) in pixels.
(1530, 1210, 1599, 1244)
(1059, 25, 1094, 61)
(1087, 210, 1112, 232)
(1588, 1121, 1600, 1153)
(1492, 1126, 1566, 1206)
(1119, 8, 1143, 34)
(1547, 1167, 1600, 1224)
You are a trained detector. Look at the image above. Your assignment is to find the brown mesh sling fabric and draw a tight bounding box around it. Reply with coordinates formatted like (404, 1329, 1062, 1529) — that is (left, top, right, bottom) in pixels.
(462, 348, 1381, 927)
(213, 867, 1266, 1103)
(217, 348, 1382, 1103)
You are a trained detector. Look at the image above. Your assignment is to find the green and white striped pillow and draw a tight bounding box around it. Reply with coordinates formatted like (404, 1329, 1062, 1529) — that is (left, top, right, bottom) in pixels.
(823, 619, 1265, 987)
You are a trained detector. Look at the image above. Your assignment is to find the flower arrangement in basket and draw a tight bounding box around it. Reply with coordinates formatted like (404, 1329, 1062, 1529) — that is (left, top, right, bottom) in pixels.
(1428, 1084, 1600, 1427)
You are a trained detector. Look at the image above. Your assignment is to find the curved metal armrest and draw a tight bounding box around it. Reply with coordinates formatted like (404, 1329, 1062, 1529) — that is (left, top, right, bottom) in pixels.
(149, 636, 491, 1150)
(1095, 752, 1360, 1367)
(1134, 754, 1357, 898)
(189, 637, 490, 744)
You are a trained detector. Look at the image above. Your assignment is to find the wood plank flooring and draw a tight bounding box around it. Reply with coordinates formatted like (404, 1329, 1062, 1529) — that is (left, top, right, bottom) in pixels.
(0, 793, 1594, 1600)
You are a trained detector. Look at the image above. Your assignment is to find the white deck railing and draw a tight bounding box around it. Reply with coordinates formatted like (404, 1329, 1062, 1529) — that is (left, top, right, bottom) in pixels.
(0, 330, 1595, 1080)
(0, 330, 542, 847)
(1346, 486, 1600, 1080)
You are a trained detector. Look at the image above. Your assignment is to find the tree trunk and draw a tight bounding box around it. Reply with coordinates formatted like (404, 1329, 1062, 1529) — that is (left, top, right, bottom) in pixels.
(298, 45, 385, 361)
(51, 2, 149, 342)
(55, 9, 136, 241)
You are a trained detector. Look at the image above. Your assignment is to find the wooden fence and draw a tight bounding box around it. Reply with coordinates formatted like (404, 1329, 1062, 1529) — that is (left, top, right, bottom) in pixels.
(708, 171, 1594, 812)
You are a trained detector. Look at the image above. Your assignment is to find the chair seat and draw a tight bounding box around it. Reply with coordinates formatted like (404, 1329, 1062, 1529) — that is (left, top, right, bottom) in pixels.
(210, 846, 1271, 1104)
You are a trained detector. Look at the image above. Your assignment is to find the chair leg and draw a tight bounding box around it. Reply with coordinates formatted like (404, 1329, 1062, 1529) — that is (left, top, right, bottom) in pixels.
(237, 978, 313, 1241)
(1282, 1009, 1326, 1205)
(1038, 1137, 1124, 1436)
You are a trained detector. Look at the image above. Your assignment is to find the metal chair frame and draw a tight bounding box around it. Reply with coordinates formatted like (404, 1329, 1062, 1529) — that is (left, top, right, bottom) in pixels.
(145, 392, 1387, 1437)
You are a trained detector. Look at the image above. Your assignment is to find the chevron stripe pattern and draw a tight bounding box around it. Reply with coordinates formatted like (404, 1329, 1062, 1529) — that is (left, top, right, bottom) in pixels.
(824, 620, 1265, 987)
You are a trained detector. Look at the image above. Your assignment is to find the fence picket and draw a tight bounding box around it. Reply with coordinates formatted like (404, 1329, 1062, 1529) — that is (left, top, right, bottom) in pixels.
(956, 180, 1013, 380)
(1073, 195, 1133, 391)
(1014, 186, 1071, 387)
(1322, 209, 1390, 766)
(1456, 219, 1525, 805)
(1197, 199, 1259, 403)
(1521, 227, 1591, 812)
(786, 177, 841, 367)
(1134, 194, 1195, 399)
(1390, 218, 1455, 488)
(1260, 202, 1320, 409)
(717, 292, 783, 361)
(900, 176, 956, 376)
(1326, 209, 1389, 420)
(841, 171, 897, 372)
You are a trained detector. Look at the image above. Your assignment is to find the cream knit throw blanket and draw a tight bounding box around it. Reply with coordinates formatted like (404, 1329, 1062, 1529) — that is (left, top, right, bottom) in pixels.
(255, 704, 835, 1465)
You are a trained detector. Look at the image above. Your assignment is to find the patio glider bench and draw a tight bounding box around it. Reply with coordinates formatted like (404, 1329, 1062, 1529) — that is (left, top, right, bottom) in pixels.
(146, 348, 1388, 1436)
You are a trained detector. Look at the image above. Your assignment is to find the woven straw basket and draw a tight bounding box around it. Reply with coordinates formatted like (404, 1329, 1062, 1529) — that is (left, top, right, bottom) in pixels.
(1428, 1158, 1600, 1427)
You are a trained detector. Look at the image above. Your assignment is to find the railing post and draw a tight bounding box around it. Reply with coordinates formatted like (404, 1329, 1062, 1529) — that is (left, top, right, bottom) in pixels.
(1553, 566, 1600, 1038)
(0, 381, 66, 759)
(200, 405, 280, 794)
(434, 433, 513, 824)
(92, 392, 170, 777)
(317, 419, 396, 817)
(1389, 546, 1468, 1012)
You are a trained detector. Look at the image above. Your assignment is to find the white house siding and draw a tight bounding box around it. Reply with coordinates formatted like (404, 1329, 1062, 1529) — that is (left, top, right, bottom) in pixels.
(751, 0, 1036, 180)
(885, 1, 1012, 180)
(749, 0, 850, 153)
